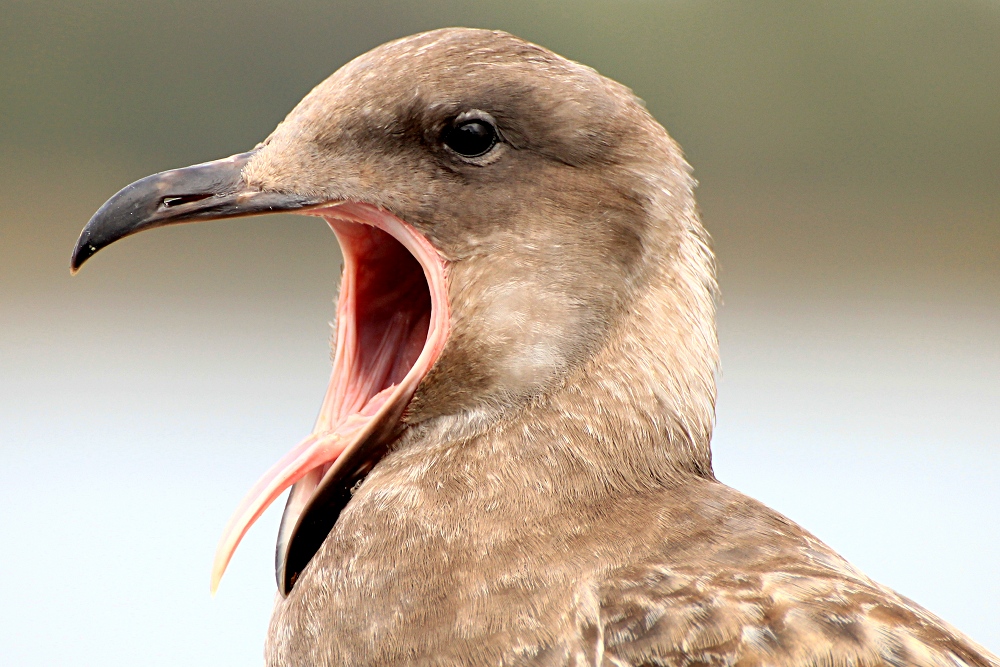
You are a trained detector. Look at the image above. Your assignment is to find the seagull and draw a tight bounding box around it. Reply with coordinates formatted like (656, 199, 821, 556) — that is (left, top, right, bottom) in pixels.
(72, 28, 997, 667)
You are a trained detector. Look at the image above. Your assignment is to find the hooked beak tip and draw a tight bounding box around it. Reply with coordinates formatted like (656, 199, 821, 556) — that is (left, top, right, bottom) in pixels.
(70, 243, 93, 274)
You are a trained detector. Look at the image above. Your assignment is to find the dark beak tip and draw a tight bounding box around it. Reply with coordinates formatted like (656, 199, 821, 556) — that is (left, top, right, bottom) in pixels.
(70, 231, 98, 274)
(69, 251, 86, 274)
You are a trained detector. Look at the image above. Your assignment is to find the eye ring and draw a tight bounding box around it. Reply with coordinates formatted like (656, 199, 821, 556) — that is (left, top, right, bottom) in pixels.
(442, 115, 499, 158)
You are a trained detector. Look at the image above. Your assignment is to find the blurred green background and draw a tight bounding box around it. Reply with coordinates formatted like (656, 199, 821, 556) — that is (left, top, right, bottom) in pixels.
(2, 1, 998, 664)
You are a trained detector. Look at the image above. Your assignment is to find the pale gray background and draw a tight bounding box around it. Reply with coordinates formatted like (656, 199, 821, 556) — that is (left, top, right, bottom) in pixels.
(2, 1, 998, 664)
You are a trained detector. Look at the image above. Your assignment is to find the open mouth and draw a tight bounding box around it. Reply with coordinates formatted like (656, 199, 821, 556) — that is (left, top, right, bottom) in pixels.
(69, 152, 450, 597)
(210, 202, 450, 595)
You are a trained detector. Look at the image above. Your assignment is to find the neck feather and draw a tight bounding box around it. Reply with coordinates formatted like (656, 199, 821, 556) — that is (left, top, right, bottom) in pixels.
(397, 169, 718, 498)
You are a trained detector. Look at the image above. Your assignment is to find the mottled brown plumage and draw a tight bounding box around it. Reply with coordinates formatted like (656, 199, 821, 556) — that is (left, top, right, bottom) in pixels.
(74, 28, 997, 667)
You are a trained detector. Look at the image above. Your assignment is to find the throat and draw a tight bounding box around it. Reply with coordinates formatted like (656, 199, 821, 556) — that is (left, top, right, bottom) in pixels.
(321, 220, 431, 433)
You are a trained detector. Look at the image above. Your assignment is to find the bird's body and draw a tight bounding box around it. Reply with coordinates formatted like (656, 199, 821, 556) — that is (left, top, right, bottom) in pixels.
(271, 470, 990, 666)
(72, 28, 997, 667)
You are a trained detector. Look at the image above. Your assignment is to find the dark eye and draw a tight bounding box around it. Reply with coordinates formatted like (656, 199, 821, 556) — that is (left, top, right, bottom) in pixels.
(443, 119, 498, 158)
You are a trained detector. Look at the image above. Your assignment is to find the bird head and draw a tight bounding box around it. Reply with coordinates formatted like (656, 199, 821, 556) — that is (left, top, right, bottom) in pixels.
(71, 28, 717, 596)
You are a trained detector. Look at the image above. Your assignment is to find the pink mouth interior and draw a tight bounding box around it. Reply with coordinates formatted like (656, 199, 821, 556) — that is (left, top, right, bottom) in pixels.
(210, 204, 448, 593)
(318, 219, 432, 441)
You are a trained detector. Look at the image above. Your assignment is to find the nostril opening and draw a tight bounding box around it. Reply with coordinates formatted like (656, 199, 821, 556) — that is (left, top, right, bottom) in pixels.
(161, 193, 212, 208)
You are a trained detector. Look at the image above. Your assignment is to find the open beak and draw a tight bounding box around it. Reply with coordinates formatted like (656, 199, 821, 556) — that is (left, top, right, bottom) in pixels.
(72, 153, 451, 596)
